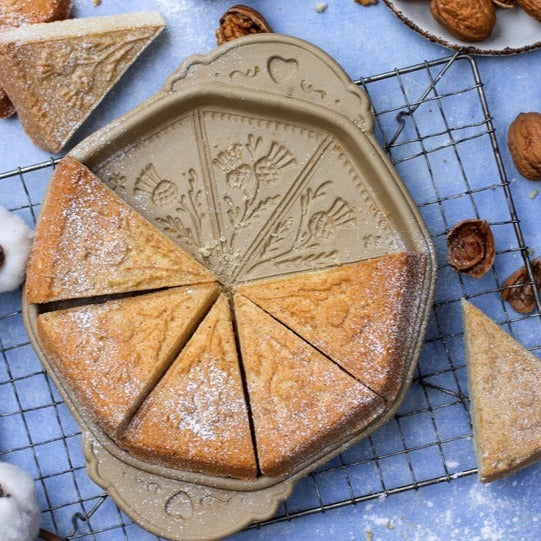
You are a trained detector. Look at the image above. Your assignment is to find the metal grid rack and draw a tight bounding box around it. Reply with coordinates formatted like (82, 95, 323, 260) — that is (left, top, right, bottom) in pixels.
(1, 52, 540, 540)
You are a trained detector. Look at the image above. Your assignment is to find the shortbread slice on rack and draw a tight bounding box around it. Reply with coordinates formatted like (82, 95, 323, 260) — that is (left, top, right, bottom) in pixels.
(463, 299, 541, 482)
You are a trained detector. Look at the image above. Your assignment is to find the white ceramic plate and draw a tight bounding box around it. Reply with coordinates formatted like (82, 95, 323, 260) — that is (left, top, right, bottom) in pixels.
(383, 0, 541, 55)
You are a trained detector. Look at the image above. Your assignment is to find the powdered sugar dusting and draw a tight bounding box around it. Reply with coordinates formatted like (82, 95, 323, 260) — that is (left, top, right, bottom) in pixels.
(239, 251, 426, 401)
(38, 284, 216, 436)
(235, 295, 385, 475)
(121, 297, 256, 477)
(169, 363, 245, 441)
(30, 158, 211, 301)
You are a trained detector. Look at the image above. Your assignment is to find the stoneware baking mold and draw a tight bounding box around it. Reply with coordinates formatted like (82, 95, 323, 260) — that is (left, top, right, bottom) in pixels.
(23, 34, 437, 540)
(384, 0, 541, 56)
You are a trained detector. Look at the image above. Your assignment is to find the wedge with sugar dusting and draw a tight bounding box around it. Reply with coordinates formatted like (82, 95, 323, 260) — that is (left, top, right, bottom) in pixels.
(37, 284, 220, 438)
(234, 295, 385, 477)
(119, 295, 257, 479)
(25, 157, 216, 303)
(238, 252, 426, 401)
(462, 299, 541, 482)
(0, 11, 164, 151)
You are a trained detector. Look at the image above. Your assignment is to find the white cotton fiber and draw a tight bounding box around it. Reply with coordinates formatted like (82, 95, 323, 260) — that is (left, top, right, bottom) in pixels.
(0, 462, 41, 541)
(0, 205, 34, 293)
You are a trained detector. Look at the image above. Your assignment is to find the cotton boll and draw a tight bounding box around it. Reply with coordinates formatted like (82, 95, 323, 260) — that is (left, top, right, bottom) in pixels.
(0, 205, 34, 293)
(0, 462, 41, 541)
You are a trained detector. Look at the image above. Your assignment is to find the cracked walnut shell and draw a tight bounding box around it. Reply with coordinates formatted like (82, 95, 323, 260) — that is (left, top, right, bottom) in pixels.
(430, 0, 496, 42)
(447, 219, 495, 278)
(501, 258, 541, 313)
(508, 112, 541, 181)
(216, 5, 272, 46)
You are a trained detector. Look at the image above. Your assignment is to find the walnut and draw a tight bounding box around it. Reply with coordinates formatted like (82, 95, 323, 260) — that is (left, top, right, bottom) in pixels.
(216, 5, 272, 46)
(508, 112, 541, 180)
(0, 244, 4, 268)
(447, 219, 495, 278)
(430, 0, 496, 42)
(501, 258, 541, 313)
(518, 0, 541, 20)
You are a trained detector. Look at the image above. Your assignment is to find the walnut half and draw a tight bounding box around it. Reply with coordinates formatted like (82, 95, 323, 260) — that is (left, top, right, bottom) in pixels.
(501, 258, 541, 313)
(447, 219, 495, 278)
(216, 5, 273, 46)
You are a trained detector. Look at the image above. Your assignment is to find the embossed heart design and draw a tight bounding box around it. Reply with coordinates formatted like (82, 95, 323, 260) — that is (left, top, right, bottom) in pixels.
(165, 490, 194, 519)
(267, 56, 298, 84)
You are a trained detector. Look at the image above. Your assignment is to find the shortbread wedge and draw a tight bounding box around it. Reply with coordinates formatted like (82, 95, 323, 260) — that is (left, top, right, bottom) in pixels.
(0, 0, 73, 118)
(462, 299, 541, 482)
(37, 284, 220, 438)
(119, 295, 257, 479)
(26, 157, 216, 303)
(0, 11, 164, 151)
(238, 252, 426, 401)
(234, 295, 385, 477)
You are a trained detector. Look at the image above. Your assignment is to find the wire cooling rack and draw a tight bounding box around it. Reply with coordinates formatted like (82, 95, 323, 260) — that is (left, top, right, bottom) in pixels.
(1, 52, 540, 540)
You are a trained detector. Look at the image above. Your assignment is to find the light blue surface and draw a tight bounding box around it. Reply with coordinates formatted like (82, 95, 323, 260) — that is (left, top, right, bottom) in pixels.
(1, 1, 541, 540)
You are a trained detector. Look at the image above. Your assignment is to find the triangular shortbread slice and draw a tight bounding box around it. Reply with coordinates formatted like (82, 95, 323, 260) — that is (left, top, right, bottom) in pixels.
(0, 11, 164, 151)
(119, 295, 257, 479)
(234, 295, 385, 477)
(462, 299, 541, 482)
(26, 157, 215, 303)
(238, 252, 426, 401)
(37, 283, 220, 438)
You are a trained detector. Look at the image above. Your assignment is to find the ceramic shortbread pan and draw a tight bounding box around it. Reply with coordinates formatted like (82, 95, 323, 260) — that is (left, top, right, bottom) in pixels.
(23, 34, 436, 540)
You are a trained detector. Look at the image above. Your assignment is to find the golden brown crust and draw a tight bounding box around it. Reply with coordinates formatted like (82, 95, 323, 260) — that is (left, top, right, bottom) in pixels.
(234, 295, 385, 477)
(25, 157, 216, 303)
(119, 296, 257, 479)
(463, 300, 541, 482)
(237, 252, 426, 401)
(430, 0, 496, 42)
(0, 12, 163, 151)
(37, 284, 220, 438)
